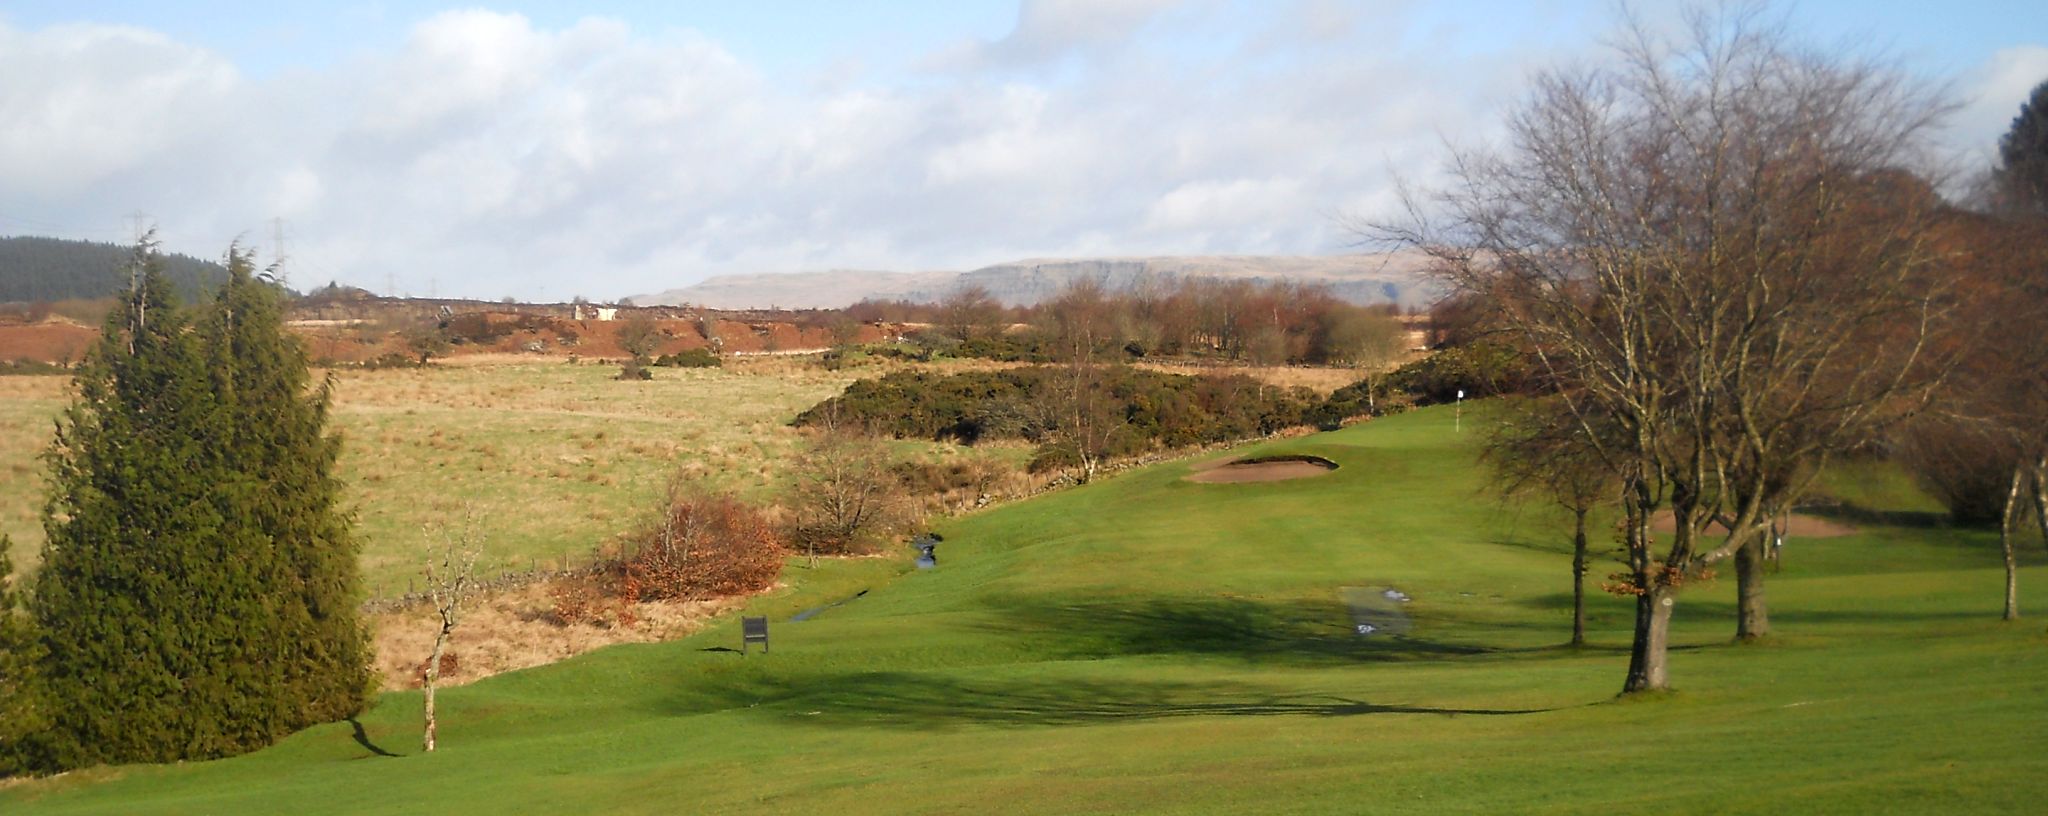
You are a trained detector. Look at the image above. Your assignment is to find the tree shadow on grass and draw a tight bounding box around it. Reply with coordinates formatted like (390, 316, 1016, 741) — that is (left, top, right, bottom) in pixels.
(969, 594, 1585, 666)
(348, 717, 399, 758)
(1799, 503, 1952, 530)
(678, 671, 1554, 730)
(1681, 599, 1993, 626)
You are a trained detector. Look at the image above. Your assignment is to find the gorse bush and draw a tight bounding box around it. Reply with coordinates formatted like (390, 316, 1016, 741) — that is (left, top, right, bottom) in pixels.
(794, 365, 1344, 466)
(652, 348, 720, 368)
(1381, 341, 1534, 404)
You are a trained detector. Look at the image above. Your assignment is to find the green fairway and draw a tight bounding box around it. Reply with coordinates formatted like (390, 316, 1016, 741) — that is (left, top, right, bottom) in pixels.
(7, 406, 2046, 814)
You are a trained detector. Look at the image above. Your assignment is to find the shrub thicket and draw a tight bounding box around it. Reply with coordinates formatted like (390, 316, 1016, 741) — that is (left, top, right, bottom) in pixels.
(623, 492, 783, 600)
(554, 492, 785, 627)
(0, 359, 68, 376)
(790, 433, 913, 560)
(1381, 341, 1534, 404)
(652, 348, 720, 368)
(794, 366, 1339, 465)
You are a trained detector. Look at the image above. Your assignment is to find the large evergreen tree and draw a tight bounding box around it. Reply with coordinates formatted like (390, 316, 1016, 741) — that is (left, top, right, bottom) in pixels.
(0, 533, 52, 776)
(200, 246, 370, 724)
(30, 238, 366, 769)
(33, 237, 249, 765)
(1993, 78, 2048, 215)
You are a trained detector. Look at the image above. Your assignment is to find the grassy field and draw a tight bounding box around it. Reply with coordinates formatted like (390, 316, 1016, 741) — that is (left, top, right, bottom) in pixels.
(7, 406, 2044, 814)
(0, 356, 1362, 595)
(0, 359, 857, 591)
(0, 374, 66, 566)
(0, 357, 1033, 595)
(319, 357, 862, 594)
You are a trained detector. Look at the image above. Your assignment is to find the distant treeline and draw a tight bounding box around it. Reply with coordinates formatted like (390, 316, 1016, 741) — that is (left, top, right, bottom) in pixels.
(848, 277, 1413, 367)
(0, 236, 228, 304)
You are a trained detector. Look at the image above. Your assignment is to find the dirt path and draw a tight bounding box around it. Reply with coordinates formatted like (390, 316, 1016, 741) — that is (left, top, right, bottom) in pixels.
(1647, 511, 1857, 538)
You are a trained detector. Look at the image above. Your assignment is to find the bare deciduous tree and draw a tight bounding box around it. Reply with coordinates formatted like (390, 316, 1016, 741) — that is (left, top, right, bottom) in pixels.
(1371, 4, 1959, 692)
(1486, 397, 1619, 646)
(617, 315, 662, 362)
(420, 519, 481, 753)
(1322, 306, 1409, 413)
(1038, 279, 1126, 483)
(1901, 213, 2048, 619)
(939, 285, 1006, 341)
(792, 429, 908, 567)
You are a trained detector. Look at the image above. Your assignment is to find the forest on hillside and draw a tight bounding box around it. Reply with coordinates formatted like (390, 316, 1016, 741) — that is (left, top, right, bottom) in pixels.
(0, 236, 228, 304)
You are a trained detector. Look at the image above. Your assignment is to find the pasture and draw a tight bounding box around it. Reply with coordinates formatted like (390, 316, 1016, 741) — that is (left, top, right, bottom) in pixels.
(0, 355, 1361, 594)
(2, 356, 985, 593)
(6, 407, 2044, 814)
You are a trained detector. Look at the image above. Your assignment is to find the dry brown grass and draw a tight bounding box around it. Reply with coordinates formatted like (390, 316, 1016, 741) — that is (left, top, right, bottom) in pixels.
(0, 375, 69, 573)
(1132, 361, 1368, 395)
(0, 352, 1095, 597)
(324, 358, 869, 595)
(0, 358, 871, 593)
(367, 581, 745, 691)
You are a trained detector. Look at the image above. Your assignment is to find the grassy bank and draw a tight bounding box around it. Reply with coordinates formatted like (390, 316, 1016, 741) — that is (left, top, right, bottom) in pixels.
(7, 406, 2044, 814)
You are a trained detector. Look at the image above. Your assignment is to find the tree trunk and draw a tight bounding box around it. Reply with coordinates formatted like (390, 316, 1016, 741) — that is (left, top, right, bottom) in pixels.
(1734, 535, 1770, 641)
(1622, 586, 1674, 693)
(2002, 464, 2025, 621)
(422, 625, 449, 753)
(2031, 455, 2048, 564)
(1570, 508, 1588, 647)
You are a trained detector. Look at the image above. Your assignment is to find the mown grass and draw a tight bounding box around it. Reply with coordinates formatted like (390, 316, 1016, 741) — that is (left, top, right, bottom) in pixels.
(7, 406, 2045, 814)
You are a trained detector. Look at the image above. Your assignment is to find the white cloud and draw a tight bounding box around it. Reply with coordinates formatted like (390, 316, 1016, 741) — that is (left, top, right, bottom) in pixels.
(1144, 177, 1306, 234)
(1957, 45, 2048, 163)
(0, 23, 238, 196)
(33, 4, 2006, 301)
(0, 6, 1525, 298)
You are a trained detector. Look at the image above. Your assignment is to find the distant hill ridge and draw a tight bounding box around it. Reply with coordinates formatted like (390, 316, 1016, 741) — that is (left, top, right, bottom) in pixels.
(0, 236, 228, 303)
(631, 253, 1440, 310)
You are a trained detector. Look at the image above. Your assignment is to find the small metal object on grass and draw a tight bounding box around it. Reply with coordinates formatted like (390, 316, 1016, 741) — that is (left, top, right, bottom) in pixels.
(913, 532, 941, 570)
(741, 616, 769, 654)
(1341, 586, 1414, 638)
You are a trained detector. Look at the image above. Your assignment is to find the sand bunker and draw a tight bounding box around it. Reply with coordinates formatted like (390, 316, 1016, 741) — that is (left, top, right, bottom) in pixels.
(1647, 511, 1857, 539)
(1186, 454, 1339, 484)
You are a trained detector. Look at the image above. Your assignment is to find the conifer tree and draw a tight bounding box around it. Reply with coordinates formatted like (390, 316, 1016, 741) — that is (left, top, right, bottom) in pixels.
(31, 240, 371, 769)
(199, 246, 370, 724)
(1993, 78, 2048, 215)
(33, 235, 253, 765)
(0, 533, 52, 776)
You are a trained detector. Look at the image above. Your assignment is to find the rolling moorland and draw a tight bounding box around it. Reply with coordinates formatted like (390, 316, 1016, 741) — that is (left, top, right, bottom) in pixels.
(4, 406, 2044, 814)
(0, 348, 1369, 693)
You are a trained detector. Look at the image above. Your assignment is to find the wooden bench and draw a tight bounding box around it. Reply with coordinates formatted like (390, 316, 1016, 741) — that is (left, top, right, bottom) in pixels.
(741, 616, 769, 654)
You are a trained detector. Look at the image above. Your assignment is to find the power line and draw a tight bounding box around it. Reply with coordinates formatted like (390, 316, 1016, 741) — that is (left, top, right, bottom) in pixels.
(271, 217, 289, 285)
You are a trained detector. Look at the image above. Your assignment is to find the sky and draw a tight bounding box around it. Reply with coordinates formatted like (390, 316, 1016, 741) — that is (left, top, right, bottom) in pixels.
(2, 1, 2043, 301)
